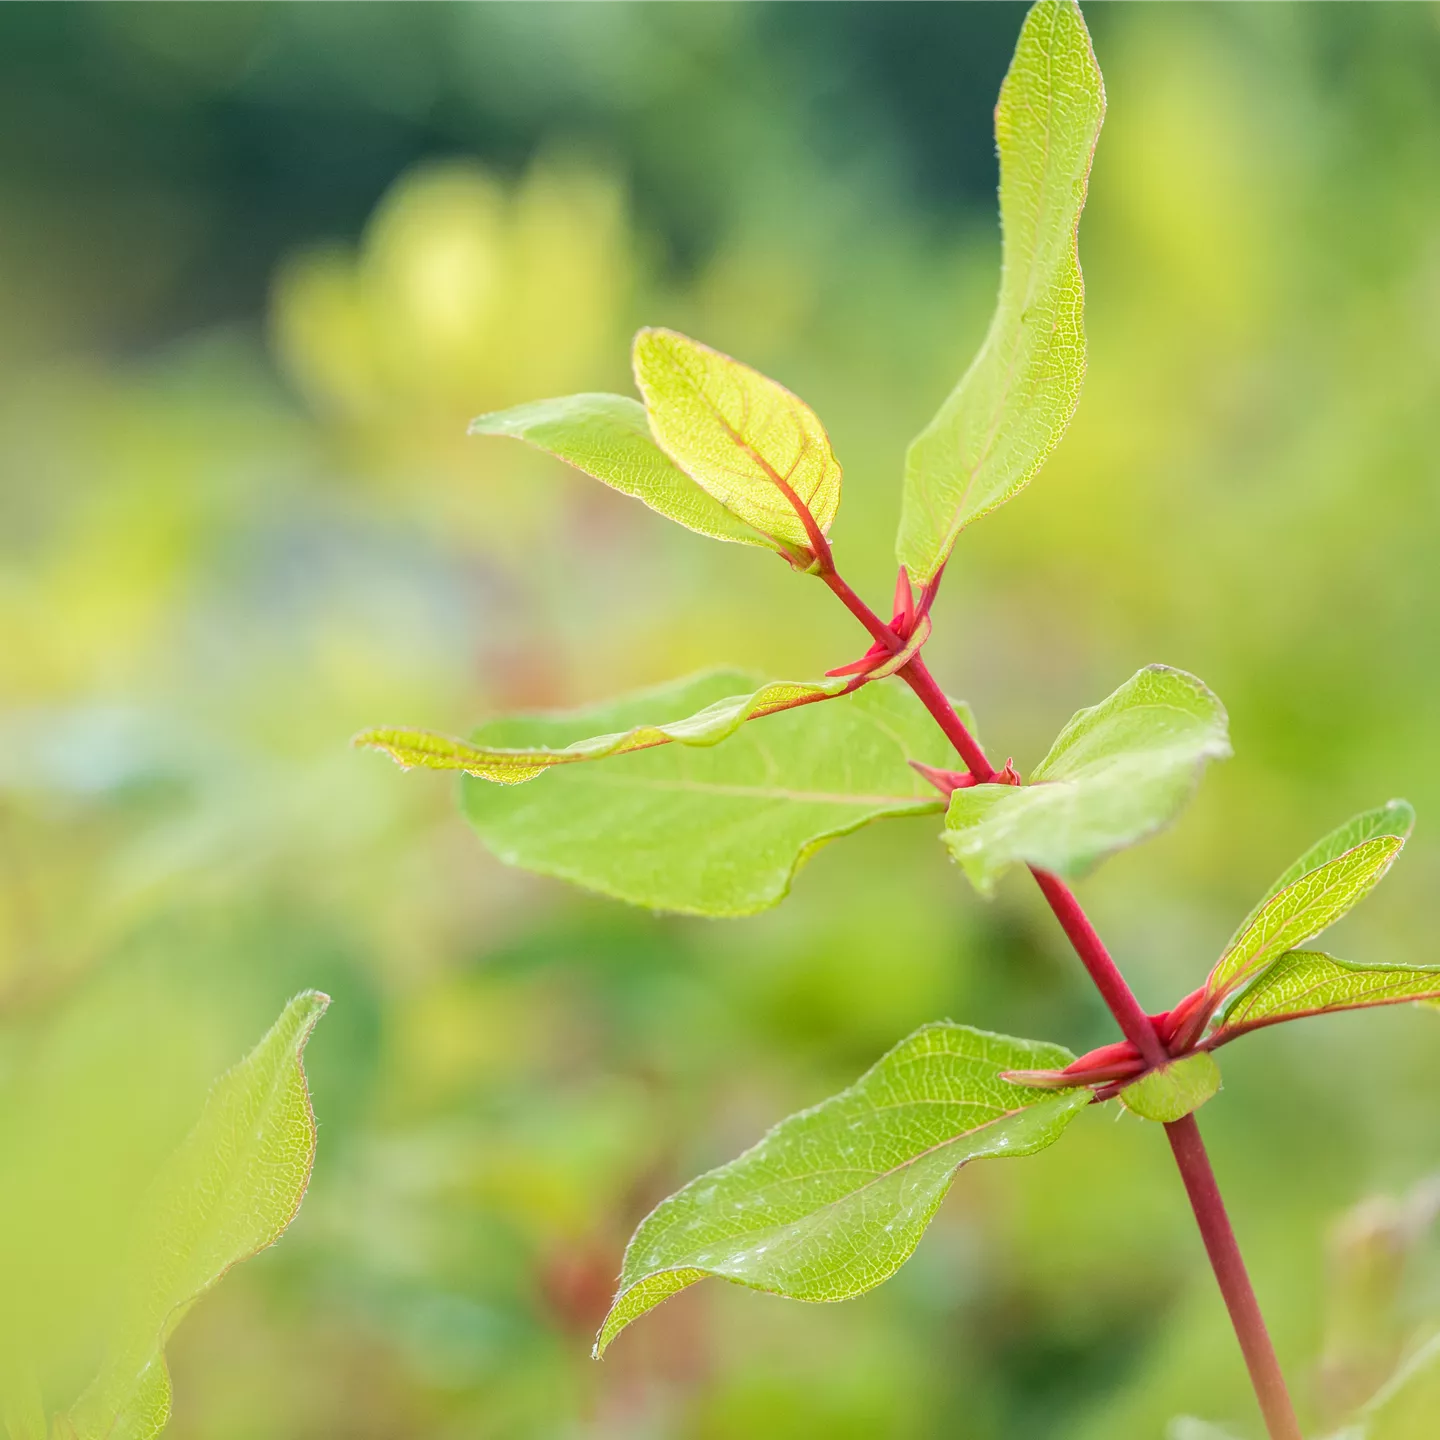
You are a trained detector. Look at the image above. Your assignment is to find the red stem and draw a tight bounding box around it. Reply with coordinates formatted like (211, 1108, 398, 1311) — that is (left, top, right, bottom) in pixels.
(821, 560, 1302, 1440)
(1166, 1115, 1304, 1440)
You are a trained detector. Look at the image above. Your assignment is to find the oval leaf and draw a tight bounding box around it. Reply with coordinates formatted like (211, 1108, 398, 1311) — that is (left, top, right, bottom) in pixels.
(1203, 802, 1414, 1008)
(469, 393, 765, 548)
(356, 675, 852, 784)
(943, 665, 1230, 895)
(462, 671, 966, 916)
(897, 0, 1105, 581)
(595, 1023, 1088, 1356)
(1210, 950, 1440, 1043)
(1117, 1053, 1221, 1123)
(63, 992, 329, 1440)
(633, 328, 841, 557)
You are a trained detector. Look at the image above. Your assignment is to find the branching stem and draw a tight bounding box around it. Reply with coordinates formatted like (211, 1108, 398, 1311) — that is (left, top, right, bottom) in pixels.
(821, 560, 1303, 1440)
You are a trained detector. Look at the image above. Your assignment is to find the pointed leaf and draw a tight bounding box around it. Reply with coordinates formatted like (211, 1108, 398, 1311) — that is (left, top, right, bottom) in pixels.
(595, 1023, 1088, 1356)
(943, 666, 1230, 895)
(462, 669, 967, 916)
(356, 675, 851, 784)
(1210, 950, 1440, 1042)
(1117, 1053, 1221, 1123)
(63, 993, 329, 1440)
(1203, 803, 1413, 1006)
(1221, 801, 1414, 959)
(470, 393, 765, 548)
(897, 0, 1105, 581)
(633, 328, 841, 556)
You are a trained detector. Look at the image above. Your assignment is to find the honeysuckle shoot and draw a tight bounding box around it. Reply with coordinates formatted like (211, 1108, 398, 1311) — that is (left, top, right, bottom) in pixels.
(355, 3, 1427, 1432)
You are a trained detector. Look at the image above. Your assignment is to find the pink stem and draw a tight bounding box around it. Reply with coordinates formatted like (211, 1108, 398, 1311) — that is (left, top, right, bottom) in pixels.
(1166, 1115, 1304, 1440)
(820, 560, 1302, 1440)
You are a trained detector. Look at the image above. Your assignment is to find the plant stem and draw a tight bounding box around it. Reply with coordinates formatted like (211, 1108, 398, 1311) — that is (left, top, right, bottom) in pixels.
(1027, 867, 1168, 1069)
(1166, 1115, 1304, 1440)
(820, 563, 1302, 1439)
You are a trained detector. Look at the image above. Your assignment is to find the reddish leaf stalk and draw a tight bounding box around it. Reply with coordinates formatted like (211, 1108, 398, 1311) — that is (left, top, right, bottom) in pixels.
(1167, 1115, 1304, 1440)
(822, 559, 1302, 1440)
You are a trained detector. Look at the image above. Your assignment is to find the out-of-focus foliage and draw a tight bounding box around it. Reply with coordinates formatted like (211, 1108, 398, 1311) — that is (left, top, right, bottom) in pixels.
(3, 3, 1440, 1438)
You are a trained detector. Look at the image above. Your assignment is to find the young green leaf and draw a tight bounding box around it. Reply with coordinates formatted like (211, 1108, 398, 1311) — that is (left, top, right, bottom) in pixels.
(355, 675, 852, 784)
(942, 665, 1230, 895)
(632, 328, 841, 557)
(462, 670, 967, 916)
(1117, 1053, 1221, 1123)
(62, 992, 329, 1440)
(1203, 803, 1413, 1007)
(469, 393, 765, 548)
(896, 0, 1105, 582)
(1210, 951, 1440, 1043)
(595, 1023, 1088, 1357)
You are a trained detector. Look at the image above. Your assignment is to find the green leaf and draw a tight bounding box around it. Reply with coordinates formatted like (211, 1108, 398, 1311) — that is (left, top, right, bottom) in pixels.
(462, 670, 965, 916)
(632, 328, 841, 557)
(896, 0, 1105, 581)
(1204, 803, 1413, 1006)
(595, 1022, 1088, 1357)
(1117, 1053, 1221, 1123)
(1212, 950, 1440, 1041)
(355, 675, 851, 784)
(2, 1369, 45, 1440)
(63, 993, 329, 1440)
(469, 393, 765, 549)
(942, 665, 1230, 895)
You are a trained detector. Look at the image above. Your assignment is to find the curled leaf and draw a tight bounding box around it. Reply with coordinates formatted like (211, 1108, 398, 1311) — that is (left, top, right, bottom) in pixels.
(356, 675, 852, 784)
(633, 328, 841, 558)
(1117, 1053, 1221, 1123)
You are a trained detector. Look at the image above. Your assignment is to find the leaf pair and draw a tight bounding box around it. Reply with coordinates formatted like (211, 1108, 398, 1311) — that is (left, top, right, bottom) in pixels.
(1195, 801, 1431, 1048)
(36, 994, 328, 1440)
(477, 0, 1102, 580)
(473, 330, 840, 566)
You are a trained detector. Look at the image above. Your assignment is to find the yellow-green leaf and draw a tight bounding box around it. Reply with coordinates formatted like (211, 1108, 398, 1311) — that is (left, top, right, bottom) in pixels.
(1212, 950, 1440, 1041)
(461, 670, 964, 916)
(1203, 803, 1414, 1007)
(633, 327, 841, 557)
(355, 674, 851, 784)
(62, 993, 329, 1440)
(897, 0, 1105, 581)
(469, 393, 764, 548)
(1117, 1053, 1221, 1123)
(595, 1023, 1088, 1357)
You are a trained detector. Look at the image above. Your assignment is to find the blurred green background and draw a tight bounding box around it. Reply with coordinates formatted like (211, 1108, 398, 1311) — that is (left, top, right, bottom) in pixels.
(3, 4, 1440, 1437)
